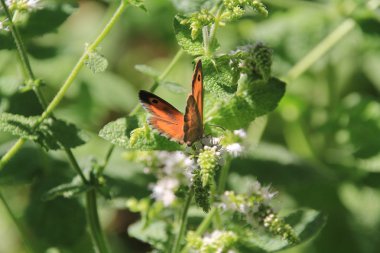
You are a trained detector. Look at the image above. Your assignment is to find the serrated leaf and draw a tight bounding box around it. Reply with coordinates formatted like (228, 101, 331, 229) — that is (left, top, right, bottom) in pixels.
(174, 16, 204, 56)
(127, 0, 147, 12)
(98, 116, 182, 151)
(0, 113, 87, 150)
(42, 176, 90, 201)
(202, 55, 240, 98)
(135, 64, 160, 78)
(208, 78, 285, 130)
(128, 220, 168, 250)
(238, 209, 326, 252)
(84, 50, 108, 74)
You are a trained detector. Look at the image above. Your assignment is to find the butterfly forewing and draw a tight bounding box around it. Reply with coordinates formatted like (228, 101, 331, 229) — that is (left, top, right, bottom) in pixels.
(192, 60, 203, 123)
(139, 90, 184, 142)
(138, 60, 204, 145)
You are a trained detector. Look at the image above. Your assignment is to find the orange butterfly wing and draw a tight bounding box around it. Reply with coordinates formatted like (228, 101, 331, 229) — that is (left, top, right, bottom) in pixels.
(184, 60, 204, 145)
(139, 90, 184, 142)
(183, 95, 203, 145)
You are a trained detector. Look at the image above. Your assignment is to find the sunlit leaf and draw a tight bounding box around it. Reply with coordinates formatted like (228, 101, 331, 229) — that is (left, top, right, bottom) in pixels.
(174, 16, 204, 56)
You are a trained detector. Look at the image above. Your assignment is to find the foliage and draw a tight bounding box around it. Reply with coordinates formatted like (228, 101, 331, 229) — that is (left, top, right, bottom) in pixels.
(1, 0, 379, 253)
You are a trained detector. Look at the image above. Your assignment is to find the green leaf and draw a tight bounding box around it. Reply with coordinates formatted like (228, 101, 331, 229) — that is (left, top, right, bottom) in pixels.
(332, 94, 380, 159)
(98, 116, 182, 151)
(208, 78, 286, 130)
(0, 113, 87, 150)
(174, 16, 204, 56)
(128, 220, 168, 250)
(26, 190, 87, 248)
(42, 176, 91, 201)
(162, 81, 187, 94)
(0, 0, 78, 50)
(171, 0, 218, 13)
(238, 209, 326, 252)
(0, 145, 44, 185)
(202, 55, 240, 98)
(84, 50, 108, 74)
(135, 64, 160, 78)
(127, 0, 147, 12)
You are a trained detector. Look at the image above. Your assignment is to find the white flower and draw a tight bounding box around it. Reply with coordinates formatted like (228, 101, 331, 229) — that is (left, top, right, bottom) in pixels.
(233, 129, 247, 138)
(0, 19, 9, 32)
(6, 0, 40, 11)
(226, 143, 243, 157)
(201, 136, 220, 146)
(150, 177, 179, 206)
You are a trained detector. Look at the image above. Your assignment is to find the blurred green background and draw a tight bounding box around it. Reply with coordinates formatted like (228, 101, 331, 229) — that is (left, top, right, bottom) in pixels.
(1, 0, 380, 252)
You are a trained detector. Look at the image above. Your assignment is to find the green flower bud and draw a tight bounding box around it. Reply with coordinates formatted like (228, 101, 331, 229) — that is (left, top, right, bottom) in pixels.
(198, 146, 221, 187)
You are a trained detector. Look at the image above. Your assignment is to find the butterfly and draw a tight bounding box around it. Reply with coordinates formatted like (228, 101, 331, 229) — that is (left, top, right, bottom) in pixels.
(139, 60, 203, 145)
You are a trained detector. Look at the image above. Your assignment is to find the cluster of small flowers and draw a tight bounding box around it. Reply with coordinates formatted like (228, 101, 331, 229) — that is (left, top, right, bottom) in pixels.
(144, 151, 195, 207)
(186, 230, 238, 253)
(254, 205, 299, 243)
(224, 129, 246, 157)
(5, 0, 40, 12)
(221, 0, 268, 23)
(197, 144, 224, 187)
(179, 9, 215, 40)
(220, 181, 298, 243)
(220, 180, 276, 215)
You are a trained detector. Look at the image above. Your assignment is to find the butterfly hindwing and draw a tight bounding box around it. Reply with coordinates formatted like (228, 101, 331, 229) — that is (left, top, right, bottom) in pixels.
(139, 90, 184, 142)
(184, 95, 203, 145)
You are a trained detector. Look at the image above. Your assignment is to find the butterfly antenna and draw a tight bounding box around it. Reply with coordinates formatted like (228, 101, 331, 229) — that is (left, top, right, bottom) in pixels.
(207, 124, 226, 132)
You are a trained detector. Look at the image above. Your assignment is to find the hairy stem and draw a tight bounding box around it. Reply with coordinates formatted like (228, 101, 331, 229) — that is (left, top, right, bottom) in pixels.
(86, 189, 110, 253)
(0, 0, 128, 171)
(171, 187, 194, 253)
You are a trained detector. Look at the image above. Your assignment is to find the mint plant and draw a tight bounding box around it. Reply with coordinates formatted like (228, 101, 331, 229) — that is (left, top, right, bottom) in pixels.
(0, 0, 344, 252)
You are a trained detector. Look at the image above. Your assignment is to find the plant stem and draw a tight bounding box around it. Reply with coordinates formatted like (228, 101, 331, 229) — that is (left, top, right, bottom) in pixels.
(129, 49, 185, 116)
(180, 160, 231, 253)
(0, 0, 128, 171)
(217, 159, 231, 194)
(86, 189, 110, 253)
(0, 189, 35, 253)
(171, 187, 193, 253)
(0, 139, 26, 170)
(285, 18, 355, 82)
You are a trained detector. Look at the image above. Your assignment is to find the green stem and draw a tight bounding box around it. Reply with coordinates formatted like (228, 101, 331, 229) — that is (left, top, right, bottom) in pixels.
(285, 18, 356, 82)
(97, 144, 115, 175)
(86, 189, 109, 253)
(180, 208, 217, 253)
(171, 187, 193, 253)
(129, 49, 185, 116)
(0, 189, 35, 253)
(204, 6, 223, 56)
(35, 0, 127, 126)
(0, 0, 128, 171)
(181, 160, 231, 253)
(64, 148, 88, 184)
(0, 139, 26, 170)
(217, 159, 231, 194)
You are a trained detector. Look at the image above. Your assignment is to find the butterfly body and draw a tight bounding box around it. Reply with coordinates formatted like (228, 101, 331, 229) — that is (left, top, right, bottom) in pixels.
(139, 60, 203, 145)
